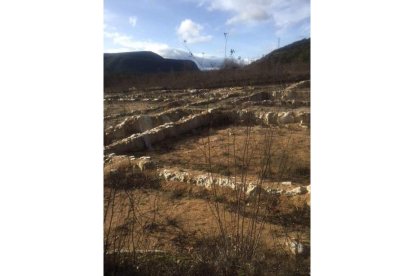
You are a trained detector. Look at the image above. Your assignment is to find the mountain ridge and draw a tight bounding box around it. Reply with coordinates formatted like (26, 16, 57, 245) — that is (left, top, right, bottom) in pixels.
(246, 38, 310, 70)
(104, 51, 200, 75)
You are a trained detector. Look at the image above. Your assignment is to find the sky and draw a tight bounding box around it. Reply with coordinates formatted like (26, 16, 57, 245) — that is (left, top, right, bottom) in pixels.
(104, 0, 310, 69)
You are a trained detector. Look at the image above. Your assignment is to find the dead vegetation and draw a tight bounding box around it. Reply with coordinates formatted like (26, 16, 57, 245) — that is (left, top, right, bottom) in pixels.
(153, 125, 310, 184)
(104, 180, 310, 275)
(104, 62, 310, 93)
(104, 81, 310, 275)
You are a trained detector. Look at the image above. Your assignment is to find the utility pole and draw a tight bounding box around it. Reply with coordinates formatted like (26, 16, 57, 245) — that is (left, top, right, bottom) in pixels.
(183, 40, 193, 57)
(224, 32, 228, 59)
(278, 37, 280, 49)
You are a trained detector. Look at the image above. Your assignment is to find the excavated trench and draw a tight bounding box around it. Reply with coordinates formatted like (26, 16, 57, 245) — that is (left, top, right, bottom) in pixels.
(104, 82, 311, 260)
(104, 108, 202, 145)
(104, 82, 311, 203)
(104, 108, 310, 155)
(104, 81, 310, 155)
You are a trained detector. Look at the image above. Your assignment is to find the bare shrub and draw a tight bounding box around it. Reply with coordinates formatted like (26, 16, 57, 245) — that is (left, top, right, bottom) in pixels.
(103, 83, 310, 274)
(104, 161, 161, 190)
(104, 62, 310, 92)
(188, 93, 311, 274)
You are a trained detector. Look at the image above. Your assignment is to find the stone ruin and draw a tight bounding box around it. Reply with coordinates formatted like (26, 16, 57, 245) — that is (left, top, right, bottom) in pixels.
(158, 168, 310, 198)
(104, 108, 197, 145)
(104, 82, 311, 198)
(104, 82, 311, 155)
(105, 154, 310, 200)
(104, 108, 310, 155)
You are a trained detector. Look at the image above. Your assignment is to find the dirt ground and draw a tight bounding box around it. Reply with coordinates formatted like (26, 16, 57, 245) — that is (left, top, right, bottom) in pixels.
(104, 182, 310, 254)
(104, 82, 310, 273)
(150, 124, 310, 184)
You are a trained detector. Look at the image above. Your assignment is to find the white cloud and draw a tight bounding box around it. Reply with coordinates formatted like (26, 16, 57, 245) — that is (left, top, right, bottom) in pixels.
(177, 19, 213, 43)
(226, 9, 271, 25)
(104, 30, 170, 53)
(129, 16, 137, 27)
(195, 0, 309, 33)
(157, 48, 191, 59)
(103, 42, 224, 70)
(160, 48, 226, 70)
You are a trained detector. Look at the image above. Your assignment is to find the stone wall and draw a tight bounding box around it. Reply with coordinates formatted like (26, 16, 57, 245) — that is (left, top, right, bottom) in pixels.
(105, 108, 310, 155)
(104, 108, 197, 145)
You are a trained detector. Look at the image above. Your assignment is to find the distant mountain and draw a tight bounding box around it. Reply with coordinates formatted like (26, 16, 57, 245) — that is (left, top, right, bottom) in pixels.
(104, 51, 200, 75)
(154, 49, 225, 70)
(246, 38, 310, 70)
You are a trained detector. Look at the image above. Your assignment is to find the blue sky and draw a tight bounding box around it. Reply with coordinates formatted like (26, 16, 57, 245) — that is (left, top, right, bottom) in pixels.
(104, 0, 310, 68)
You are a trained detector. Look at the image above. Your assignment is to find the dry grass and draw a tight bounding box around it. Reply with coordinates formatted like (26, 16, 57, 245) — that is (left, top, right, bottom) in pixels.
(152, 125, 310, 184)
(104, 182, 309, 251)
(104, 178, 310, 275)
(103, 83, 310, 275)
(104, 62, 310, 92)
(104, 158, 161, 190)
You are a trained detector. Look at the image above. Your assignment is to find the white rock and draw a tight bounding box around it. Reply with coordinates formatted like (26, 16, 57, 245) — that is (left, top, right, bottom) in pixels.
(137, 156, 155, 171)
(286, 240, 309, 255)
(286, 186, 308, 196)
